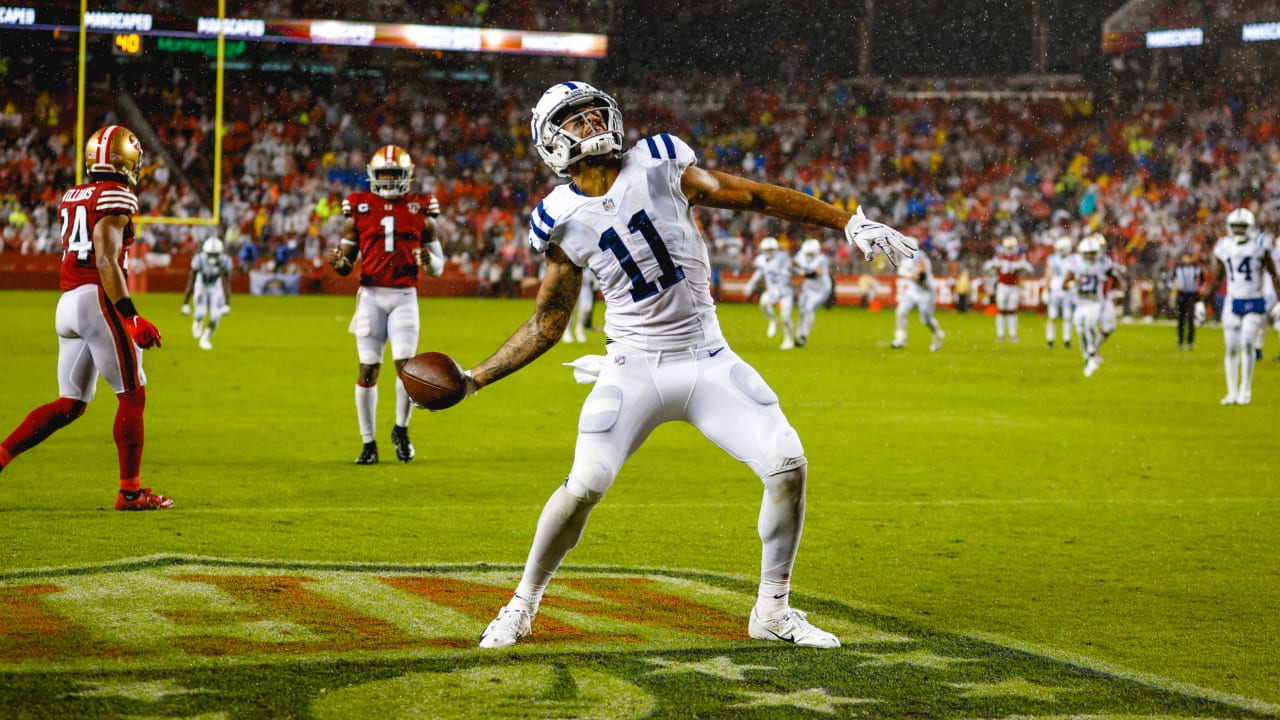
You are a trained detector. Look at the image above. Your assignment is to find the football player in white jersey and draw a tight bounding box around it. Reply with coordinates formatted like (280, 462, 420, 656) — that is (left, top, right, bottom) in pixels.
(747, 237, 797, 349)
(1043, 237, 1075, 349)
(447, 81, 916, 651)
(981, 235, 1034, 341)
(891, 248, 945, 351)
(792, 238, 833, 347)
(1205, 208, 1280, 404)
(180, 237, 233, 350)
(1064, 233, 1126, 376)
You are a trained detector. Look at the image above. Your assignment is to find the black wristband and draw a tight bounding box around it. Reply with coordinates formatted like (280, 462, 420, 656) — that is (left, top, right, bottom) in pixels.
(115, 297, 138, 318)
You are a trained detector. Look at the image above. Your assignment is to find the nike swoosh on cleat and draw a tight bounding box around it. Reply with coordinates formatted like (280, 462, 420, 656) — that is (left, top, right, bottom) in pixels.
(708, 347, 726, 357)
(771, 593, 788, 599)
(764, 627, 795, 643)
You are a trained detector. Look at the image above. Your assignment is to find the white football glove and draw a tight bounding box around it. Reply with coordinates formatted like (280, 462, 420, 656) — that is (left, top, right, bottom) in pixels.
(844, 206, 919, 267)
(426, 196, 441, 217)
(1194, 301, 1206, 325)
(179, 303, 191, 316)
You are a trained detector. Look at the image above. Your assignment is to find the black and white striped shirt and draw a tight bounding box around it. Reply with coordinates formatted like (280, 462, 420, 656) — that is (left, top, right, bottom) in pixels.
(1170, 263, 1203, 294)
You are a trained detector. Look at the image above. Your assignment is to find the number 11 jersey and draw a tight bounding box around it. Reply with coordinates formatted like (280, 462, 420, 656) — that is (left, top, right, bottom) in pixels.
(528, 133, 718, 351)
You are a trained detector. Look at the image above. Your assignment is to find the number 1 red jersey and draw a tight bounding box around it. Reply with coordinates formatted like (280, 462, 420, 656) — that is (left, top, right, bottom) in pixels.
(342, 191, 436, 288)
(58, 181, 138, 291)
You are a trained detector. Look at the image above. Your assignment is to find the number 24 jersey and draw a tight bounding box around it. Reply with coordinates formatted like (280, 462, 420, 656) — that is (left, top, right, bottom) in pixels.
(528, 134, 717, 351)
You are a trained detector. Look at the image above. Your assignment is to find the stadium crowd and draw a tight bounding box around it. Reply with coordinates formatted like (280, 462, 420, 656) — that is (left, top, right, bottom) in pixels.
(2, 54, 1278, 301)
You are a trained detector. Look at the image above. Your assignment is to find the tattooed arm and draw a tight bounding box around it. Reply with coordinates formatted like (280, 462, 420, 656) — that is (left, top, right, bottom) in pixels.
(467, 244, 584, 390)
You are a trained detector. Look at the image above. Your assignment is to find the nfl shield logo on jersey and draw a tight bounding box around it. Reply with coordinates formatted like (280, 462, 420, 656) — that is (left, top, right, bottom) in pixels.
(602, 198, 615, 212)
(408, 202, 421, 213)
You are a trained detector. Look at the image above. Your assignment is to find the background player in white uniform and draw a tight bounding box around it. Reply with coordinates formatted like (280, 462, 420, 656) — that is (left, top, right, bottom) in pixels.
(1043, 237, 1075, 349)
(792, 238, 832, 347)
(563, 266, 597, 344)
(447, 81, 916, 651)
(747, 237, 796, 349)
(180, 237, 232, 350)
(891, 248, 945, 351)
(982, 235, 1034, 341)
(1064, 233, 1125, 377)
(1205, 208, 1280, 404)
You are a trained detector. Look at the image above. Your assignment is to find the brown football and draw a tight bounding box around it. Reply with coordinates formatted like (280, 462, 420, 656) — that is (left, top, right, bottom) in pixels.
(399, 352, 466, 410)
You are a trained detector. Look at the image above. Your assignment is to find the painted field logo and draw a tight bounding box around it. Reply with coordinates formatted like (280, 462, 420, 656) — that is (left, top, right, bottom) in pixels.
(0, 555, 1273, 719)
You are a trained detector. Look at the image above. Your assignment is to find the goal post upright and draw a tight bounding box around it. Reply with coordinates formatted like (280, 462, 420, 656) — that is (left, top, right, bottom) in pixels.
(74, 0, 226, 229)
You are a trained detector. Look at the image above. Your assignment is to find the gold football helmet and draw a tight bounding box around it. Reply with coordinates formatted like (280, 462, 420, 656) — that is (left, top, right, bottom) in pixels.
(367, 145, 413, 198)
(85, 125, 143, 185)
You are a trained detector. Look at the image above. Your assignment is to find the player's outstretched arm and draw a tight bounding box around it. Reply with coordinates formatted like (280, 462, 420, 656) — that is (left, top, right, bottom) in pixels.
(680, 166, 916, 265)
(467, 244, 583, 391)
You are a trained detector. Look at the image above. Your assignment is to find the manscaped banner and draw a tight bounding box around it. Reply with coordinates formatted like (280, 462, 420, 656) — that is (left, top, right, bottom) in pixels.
(0, 556, 1274, 719)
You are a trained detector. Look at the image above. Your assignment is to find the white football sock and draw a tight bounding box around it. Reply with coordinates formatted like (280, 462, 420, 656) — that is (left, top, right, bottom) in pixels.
(757, 459, 806, 618)
(395, 377, 413, 428)
(355, 384, 377, 443)
(515, 484, 599, 614)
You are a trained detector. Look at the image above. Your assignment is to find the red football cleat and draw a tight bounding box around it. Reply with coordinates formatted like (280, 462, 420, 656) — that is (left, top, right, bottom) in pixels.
(114, 488, 174, 511)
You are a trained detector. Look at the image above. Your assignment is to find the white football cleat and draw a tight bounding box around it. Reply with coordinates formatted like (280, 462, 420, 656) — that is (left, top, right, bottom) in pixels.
(766, 320, 778, 338)
(574, 327, 587, 343)
(198, 334, 213, 351)
(1237, 392, 1252, 405)
(780, 336, 795, 350)
(748, 605, 840, 648)
(478, 604, 533, 649)
(191, 320, 202, 339)
(1083, 357, 1099, 377)
(930, 330, 945, 353)
(1220, 393, 1237, 405)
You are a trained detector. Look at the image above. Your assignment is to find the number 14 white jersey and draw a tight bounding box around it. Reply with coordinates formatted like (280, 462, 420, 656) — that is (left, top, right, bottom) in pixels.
(1213, 234, 1273, 301)
(528, 133, 719, 351)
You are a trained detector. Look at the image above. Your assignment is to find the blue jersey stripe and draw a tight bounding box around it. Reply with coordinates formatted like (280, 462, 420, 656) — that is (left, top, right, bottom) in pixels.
(645, 137, 660, 159)
(660, 133, 675, 159)
(535, 202, 557, 230)
(530, 222, 550, 242)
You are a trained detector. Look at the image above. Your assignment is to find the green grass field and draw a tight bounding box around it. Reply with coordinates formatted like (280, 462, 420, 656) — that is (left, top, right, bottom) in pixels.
(0, 289, 1277, 719)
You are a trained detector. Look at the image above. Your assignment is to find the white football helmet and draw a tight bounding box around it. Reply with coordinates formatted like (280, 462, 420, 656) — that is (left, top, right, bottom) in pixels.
(759, 236, 779, 254)
(1001, 235, 1019, 252)
(530, 82, 624, 177)
(1077, 233, 1104, 259)
(1226, 207, 1256, 240)
(800, 238, 821, 256)
(202, 238, 224, 256)
(1054, 237, 1072, 255)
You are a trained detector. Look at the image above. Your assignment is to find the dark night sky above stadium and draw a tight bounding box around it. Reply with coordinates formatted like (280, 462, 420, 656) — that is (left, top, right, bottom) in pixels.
(606, 0, 1133, 80)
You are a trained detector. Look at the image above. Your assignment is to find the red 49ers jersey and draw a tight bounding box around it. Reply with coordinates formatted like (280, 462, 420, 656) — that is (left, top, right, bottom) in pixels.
(342, 191, 436, 288)
(992, 251, 1029, 286)
(58, 180, 138, 291)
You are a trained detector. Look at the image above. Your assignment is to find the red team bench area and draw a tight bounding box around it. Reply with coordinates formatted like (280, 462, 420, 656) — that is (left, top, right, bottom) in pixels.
(0, 251, 1162, 312)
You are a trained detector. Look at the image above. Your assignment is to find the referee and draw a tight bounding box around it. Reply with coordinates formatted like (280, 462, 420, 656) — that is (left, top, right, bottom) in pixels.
(1168, 252, 1204, 349)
